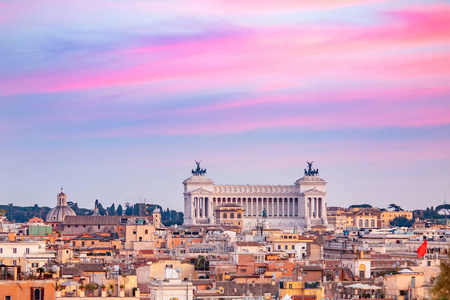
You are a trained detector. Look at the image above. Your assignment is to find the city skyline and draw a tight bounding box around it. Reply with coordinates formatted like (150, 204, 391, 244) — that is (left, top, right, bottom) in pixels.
(1, 0, 449, 211)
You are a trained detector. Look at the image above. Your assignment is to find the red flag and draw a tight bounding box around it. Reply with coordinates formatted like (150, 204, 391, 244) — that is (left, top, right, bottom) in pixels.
(417, 240, 427, 258)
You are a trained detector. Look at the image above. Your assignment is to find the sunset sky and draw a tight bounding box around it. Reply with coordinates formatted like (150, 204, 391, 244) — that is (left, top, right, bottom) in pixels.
(0, 0, 449, 211)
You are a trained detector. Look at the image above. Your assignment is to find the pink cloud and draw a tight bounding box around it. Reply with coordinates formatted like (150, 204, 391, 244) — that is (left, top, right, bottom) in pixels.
(2, 3, 450, 98)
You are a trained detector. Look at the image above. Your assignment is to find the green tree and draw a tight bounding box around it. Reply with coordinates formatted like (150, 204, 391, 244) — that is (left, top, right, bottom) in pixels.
(390, 217, 413, 227)
(349, 204, 372, 209)
(125, 206, 133, 216)
(116, 205, 123, 216)
(108, 203, 116, 216)
(432, 253, 450, 300)
(388, 204, 404, 211)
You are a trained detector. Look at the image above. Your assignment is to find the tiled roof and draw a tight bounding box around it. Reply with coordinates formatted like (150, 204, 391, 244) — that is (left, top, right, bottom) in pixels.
(63, 216, 129, 225)
(215, 281, 278, 297)
(292, 296, 316, 300)
(61, 267, 82, 277)
(76, 263, 107, 272)
(236, 241, 264, 247)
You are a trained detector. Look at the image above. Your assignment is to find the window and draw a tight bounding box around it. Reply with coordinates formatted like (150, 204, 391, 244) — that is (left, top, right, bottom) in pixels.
(91, 242, 94, 245)
(278, 245, 281, 250)
(365, 220, 369, 228)
(13, 260, 17, 266)
(32, 263, 38, 268)
(237, 213, 241, 218)
(5, 296, 11, 300)
(291, 245, 295, 250)
(133, 230, 137, 234)
(223, 213, 227, 219)
(411, 277, 415, 288)
(359, 220, 363, 227)
(241, 269, 246, 273)
(289, 284, 293, 289)
(98, 225, 101, 229)
(13, 248, 17, 254)
(82, 242, 85, 246)
(0, 248, 2, 253)
(371, 220, 375, 228)
(139, 237, 142, 241)
(145, 229, 148, 234)
(285, 245, 288, 250)
(230, 213, 234, 219)
(33, 288, 42, 300)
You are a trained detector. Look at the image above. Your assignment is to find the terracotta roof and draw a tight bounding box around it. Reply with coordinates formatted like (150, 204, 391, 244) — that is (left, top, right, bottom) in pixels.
(292, 296, 316, 300)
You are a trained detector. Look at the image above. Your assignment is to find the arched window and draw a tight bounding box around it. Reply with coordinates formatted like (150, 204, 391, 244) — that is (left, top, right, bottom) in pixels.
(359, 220, 363, 227)
(371, 220, 375, 228)
(359, 264, 366, 278)
(223, 213, 227, 219)
(34, 288, 41, 300)
(230, 213, 234, 219)
(237, 213, 242, 218)
(365, 220, 369, 228)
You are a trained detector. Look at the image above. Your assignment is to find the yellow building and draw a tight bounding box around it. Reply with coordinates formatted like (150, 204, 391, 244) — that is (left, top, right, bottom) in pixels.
(125, 218, 157, 250)
(381, 211, 413, 227)
(214, 204, 244, 229)
(279, 281, 324, 299)
(383, 269, 425, 300)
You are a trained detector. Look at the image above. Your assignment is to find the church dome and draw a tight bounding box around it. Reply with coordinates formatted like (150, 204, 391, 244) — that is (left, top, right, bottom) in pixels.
(45, 188, 76, 222)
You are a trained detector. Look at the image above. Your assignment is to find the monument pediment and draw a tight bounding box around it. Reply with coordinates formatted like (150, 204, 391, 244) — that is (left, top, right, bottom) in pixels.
(302, 187, 326, 196)
(189, 187, 212, 195)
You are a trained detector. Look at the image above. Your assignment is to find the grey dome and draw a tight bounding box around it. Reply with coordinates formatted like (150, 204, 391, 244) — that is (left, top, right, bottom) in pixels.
(45, 188, 76, 222)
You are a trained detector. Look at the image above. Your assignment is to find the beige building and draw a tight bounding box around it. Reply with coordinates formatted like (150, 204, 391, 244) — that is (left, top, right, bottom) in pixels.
(136, 260, 196, 282)
(266, 232, 313, 258)
(125, 219, 157, 251)
(383, 269, 425, 300)
(351, 209, 381, 228)
(0, 240, 55, 272)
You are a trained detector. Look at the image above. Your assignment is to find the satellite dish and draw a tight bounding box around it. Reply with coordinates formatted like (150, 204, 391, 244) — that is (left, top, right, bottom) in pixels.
(176, 268, 182, 274)
(297, 276, 303, 281)
(51, 265, 58, 272)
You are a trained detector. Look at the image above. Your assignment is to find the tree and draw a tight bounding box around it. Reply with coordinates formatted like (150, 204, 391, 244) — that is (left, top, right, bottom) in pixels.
(133, 204, 140, 216)
(432, 253, 450, 300)
(36, 267, 45, 278)
(108, 203, 116, 216)
(349, 204, 372, 209)
(96, 200, 106, 216)
(116, 205, 123, 216)
(125, 206, 133, 216)
(388, 204, 404, 211)
(390, 217, 413, 227)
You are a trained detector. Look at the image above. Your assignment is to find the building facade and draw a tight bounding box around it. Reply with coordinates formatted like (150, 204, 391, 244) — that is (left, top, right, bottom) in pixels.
(183, 162, 329, 230)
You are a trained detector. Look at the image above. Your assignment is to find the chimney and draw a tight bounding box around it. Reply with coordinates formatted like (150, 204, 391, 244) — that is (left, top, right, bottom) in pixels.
(351, 244, 357, 254)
